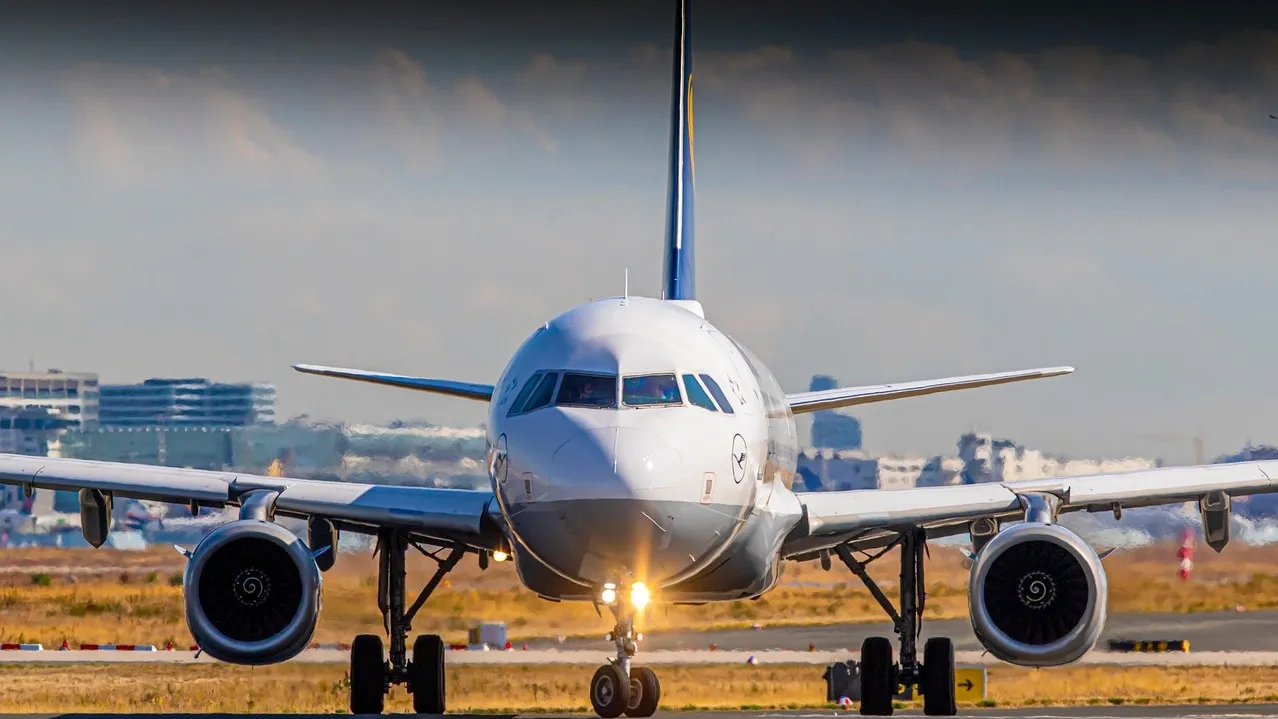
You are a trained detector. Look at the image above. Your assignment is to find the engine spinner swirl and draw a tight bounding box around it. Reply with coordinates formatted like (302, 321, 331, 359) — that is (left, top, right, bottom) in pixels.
(1017, 570, 1055, 610)
(233, 567, 271, 607)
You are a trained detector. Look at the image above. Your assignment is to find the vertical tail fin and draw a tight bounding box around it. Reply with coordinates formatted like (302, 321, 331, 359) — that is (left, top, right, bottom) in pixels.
(662, 0, 696, 301)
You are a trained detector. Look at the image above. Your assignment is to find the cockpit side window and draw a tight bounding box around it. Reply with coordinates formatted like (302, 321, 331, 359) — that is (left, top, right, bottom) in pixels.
(521, 372, 560, 413)
(505, 373, 544, 417)
(698, 374, 735, 414)
(622, 374, 683, 407)
(556, 373, 618, 408)
(682, 374, 719, 412)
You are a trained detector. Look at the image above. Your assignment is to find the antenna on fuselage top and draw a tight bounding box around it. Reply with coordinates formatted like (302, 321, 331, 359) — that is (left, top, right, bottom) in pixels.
(624, 268, 629, 300)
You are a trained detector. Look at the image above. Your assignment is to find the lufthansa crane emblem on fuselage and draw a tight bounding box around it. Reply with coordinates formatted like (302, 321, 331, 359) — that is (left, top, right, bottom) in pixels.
(731, 434, 747, 483)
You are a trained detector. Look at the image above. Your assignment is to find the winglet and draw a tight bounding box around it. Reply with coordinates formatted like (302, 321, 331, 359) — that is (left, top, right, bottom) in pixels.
(292, 364, 494, 403)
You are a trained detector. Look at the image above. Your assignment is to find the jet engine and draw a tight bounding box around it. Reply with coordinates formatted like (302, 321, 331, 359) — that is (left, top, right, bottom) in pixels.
(967, 521, 1107, 666)
(183, 518, 322, 665)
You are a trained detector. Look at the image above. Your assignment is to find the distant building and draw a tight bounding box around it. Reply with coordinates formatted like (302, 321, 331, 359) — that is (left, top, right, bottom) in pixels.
(1212, 443, 1278, 518)
(0, 407, 77, 456)
(957, 432, 1158, 484)
(0, 407, 80, 513)
(62, 426, 235, 470)
(0, 369, 100, 427)
(99, 378, 276, 428)
(808, 375, 863, 450)
(796, 432, 1158, 493)
(1214, 443, 1278, 464)
(797, 449, 964, 491)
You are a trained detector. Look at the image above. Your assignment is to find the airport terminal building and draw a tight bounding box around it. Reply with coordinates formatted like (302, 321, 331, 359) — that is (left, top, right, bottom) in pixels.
(98, 378, 276, 427)
(0, 369, 100, 427)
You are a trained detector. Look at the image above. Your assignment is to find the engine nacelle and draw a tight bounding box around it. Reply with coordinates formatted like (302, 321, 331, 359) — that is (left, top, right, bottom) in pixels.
(968, 522, 1107, 666)
(183, 519, 322, 665)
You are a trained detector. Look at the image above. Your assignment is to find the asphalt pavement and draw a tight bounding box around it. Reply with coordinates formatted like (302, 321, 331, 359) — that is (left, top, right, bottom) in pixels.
(524, 611, 1278, 653)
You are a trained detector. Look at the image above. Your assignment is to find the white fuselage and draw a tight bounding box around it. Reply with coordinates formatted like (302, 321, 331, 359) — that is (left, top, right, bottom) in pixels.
(486, 296, 804, 603)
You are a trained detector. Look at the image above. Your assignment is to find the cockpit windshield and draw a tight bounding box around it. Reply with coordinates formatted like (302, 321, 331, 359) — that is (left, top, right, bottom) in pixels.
(682, 374, 719, 412)
(622, 374, 682, 407)
(556, 373, 618, 408)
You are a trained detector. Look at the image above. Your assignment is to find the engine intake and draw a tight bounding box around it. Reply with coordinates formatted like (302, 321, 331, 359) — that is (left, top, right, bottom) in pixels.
(184, 519, 322, 665)
(968, 522, 1107, 666)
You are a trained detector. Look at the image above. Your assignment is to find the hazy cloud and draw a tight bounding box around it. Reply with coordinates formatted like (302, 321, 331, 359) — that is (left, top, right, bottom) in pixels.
(369, 48, 446, 168)
(65, 62, 325, 187)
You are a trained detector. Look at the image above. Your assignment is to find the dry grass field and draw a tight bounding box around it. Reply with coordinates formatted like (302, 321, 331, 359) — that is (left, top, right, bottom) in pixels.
(0, 540, 1276, 648)
(2, 662, 1278, 713)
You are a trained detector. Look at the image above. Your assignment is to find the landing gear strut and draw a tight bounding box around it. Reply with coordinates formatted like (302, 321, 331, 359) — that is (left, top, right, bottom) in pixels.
(589, 587, 660, 718)
(836, 529, 956, 717)
(350, 529, 463, 715)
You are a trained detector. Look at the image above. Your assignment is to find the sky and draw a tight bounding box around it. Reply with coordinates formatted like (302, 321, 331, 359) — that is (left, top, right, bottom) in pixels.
(1, 0, 1277, 465)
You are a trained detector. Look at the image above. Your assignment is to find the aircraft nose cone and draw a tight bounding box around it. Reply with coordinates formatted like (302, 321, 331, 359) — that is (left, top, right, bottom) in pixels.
(551, 426, 683, 497)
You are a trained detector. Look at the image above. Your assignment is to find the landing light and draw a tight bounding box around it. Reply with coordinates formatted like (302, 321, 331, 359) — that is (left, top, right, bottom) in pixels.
(492, 550, 508, 563)
(631, 582, 650, 609)
(601, 583, 618, 605)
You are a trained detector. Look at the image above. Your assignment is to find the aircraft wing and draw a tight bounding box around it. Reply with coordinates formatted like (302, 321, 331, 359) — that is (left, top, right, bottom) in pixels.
(782, 459, 1278, 558)
(785, 366, 1074, 414)
(0, 453, 503, 549)
(293, 364, 494, 402)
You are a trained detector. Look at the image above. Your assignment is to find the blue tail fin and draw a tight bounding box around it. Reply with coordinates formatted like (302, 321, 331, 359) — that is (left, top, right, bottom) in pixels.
(662, 0, 695, 301)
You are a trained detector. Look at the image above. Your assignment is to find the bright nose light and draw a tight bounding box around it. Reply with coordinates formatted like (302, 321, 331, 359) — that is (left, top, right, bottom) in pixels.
(630, 582, 651, 609)
(601, 583, 618, 605)
(492, 550, 508, 563)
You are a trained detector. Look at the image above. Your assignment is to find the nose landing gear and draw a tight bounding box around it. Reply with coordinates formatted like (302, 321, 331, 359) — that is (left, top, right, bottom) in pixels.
(589, 584, 660, 718)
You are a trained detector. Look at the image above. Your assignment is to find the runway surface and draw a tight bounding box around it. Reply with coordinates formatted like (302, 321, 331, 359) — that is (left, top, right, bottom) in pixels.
(7, 648, 1278, 665)
(4, 611, 1277, 665)
(8, 708, 1278, 718)
(526, 610, 1278, 654)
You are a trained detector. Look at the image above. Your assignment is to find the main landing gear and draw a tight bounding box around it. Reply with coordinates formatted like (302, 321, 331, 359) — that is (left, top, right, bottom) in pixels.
(350, 529, 463, 715)
(589, 586, 661, 718)
(832, 529, 956, 717)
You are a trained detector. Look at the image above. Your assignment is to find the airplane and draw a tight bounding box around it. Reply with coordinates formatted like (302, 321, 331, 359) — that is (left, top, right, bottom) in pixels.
(2, 1, 1277, 716)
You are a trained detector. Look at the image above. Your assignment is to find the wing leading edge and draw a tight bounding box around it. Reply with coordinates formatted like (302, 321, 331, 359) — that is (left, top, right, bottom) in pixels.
(785, 366, 1074, 414)
(0, 453, 503, 549)
(784, 459, 1278, 558)
(293, 364, 494, 402)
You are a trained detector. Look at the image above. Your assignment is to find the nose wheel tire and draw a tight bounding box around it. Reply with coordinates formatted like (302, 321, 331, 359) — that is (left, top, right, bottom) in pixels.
(859, 636, 895, 716)
(350, 634, 387, 715)
(590, 664, 632, 718)
(410, 634, 446, 715)
(623, 666, 660, 717)
(922, 636, 957, 716)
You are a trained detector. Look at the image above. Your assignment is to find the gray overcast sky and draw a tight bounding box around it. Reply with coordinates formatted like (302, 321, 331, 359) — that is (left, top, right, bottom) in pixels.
(1, 1, 1277, 465)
